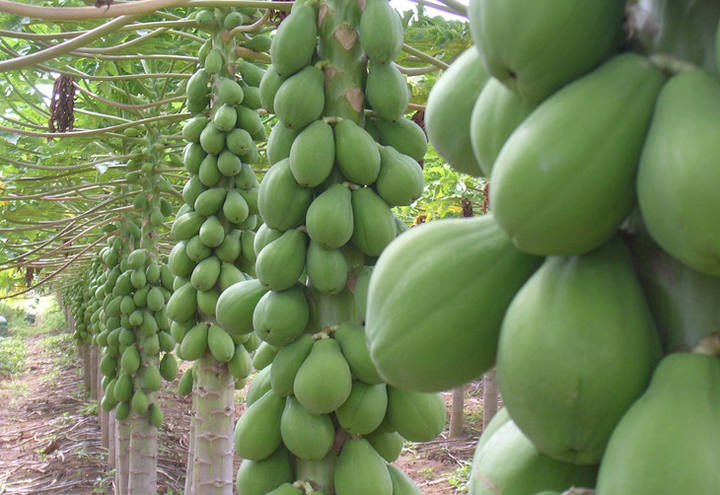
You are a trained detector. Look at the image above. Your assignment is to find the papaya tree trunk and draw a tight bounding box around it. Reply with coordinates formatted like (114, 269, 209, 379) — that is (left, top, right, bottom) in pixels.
(483, 369, 499, 430)
(184, 410, 197, 495)
(116, 418, 131, 495)
(81, 344, 91, 393)
(128, 412, 158, 495)
(449, 385, 465, 438)
(108, 410, 116, 470)
(192, 356, 234, 495)
(90, 346, 98, 400)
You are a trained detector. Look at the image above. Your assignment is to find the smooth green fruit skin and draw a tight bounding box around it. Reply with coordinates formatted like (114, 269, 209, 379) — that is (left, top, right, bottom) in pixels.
(260, 66, 285, 115)
(334, 323, 382, 384)
(215, 279, 268, 336)
(637, 70, 720, 276)
(375, 147, 424, 207)
(366, 62, 409, 122)
(334, 439, 392, 495)
(627, 225, 720, 353)
(359, 0, 403, 63)
(207, 325, 235, 363)
(257, 159, 313, 231)
(289, 120, 335, 187)
(468, 0, 625, 103)
(350, 188, 395, 257)
(470, 77, 536, 177)
(280, 396, 335, 461)
(387, 464, 422, 495)
(595, 354, 720, 495)
(180, 323, 208, 361)
(306, 242, 348, 295)
(469, 419, 597, 495)
(375, 117, 428, 162)
(270, 3, 317, 77)
(270, 334, 314, 397)
(306, 184, 354, 250)
(490, 53, 666, 256)
(425, 47, 489, 176)
(235, 446, 294, 495)
(256, 229, 308, 292)
(266, 124, 297, 165)
(497, 237, 661, 465)
(366, 215, 541, 392)
(293, 338, 352, 415)
(274, 66, 325, 129)
(386, 387, 445, 442)
(166, 282, 197, 323)
(336, 382, 387, 435)
(252, 286, 309, 347)
(365, 430, 404, 462)
(234, 389, 284, 461)
(334, 119, 381, 185)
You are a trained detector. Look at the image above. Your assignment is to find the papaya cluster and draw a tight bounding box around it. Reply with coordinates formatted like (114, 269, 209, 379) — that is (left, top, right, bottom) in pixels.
(166, 7, 272, 390)
(212, 2, 446, 494)
(367, 1, 720, 494)
(96, 226, 177, 426)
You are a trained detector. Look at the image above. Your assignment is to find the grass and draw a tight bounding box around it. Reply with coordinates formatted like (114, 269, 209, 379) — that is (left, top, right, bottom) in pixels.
(0, 337, 26, 378)
(445, 462, 472, 492)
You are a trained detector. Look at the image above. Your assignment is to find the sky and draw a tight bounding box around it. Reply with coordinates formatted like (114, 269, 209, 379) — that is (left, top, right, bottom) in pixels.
(390, 0, 468, 21)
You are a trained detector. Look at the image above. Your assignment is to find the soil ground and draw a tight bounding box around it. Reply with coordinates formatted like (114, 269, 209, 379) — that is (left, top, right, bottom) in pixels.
(0, 329, 492, 494)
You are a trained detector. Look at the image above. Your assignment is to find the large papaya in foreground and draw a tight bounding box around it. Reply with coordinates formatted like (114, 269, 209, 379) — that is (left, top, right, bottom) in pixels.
(497, 237, 661, 465)
(490, 53, 665, 256)
(469, 418, 597, 495)
(595, 353, 720, 495)
(365, 215, 542, 392)
(637, 70, 720, 276)
(425, 47, 489, 176)
(468, 0, 625, 103)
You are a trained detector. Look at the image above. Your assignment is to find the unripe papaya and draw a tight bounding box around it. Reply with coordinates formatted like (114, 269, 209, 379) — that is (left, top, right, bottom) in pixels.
(194, 187, 226, 217)
(274, 66, 325, 129)
(199, 121, 225, 155)
(270, 2, 317, 77)
(121, 345, 140, 374)
(234, 389, 284, 461)
(196, 288, 219, 316)
(177, 368, 194, 395)
(366, 62, 408, 122)
(226, 128, 254, 157)
(207, 324, 235, 363)
(294, 338, 352, 414)
(336, 382, 387, 435)
(186, 235, 212, 263)
(183, 115, 210, 143)
(350, 187, 395, 257)
(334, 322, 382, 384)
(252, 341, 277, 371)
(270, 333, 313, 397)
(280, 396, 335, 461)
(141, 365, 162, 392)
(366, 430, 404, 462)
(114, 373, 133, 402)
(131, 389, 149, 415)
(334, 439, 392, 495)
(228, 344, 252, 380)
(387, 465, 422, 495)
(375, 146, 423, 207)
(236, 105, 266, 141)
(259, 66, 285, 114)
(199, 216, 225, 248)
(257, 159, 313, 231)
(247, 365, 272, 405)
(166, 282, 197, 323)
(386, 387, 445, 442)
(374, 117, 427, 162)
(334, 119, 381, 185)
(180, 323, 208, 361)
(235, 446, 294, 495)
(289, 120, 335, 187)
(217, 77, 245, 105)
(252, 286, 309, 347)
(306, 242, 349, 295)
(359, 0, 403, 64)
(223, 190, 250, 224)
(171, 211, 203, 241)
(255, 229, 308, 291)
(219, 262, 246, 291)
(306, 184, 354, 250)
(216, 279, 268, 336)
(159, 353, 177, 381)
(266, 124, 297, 165)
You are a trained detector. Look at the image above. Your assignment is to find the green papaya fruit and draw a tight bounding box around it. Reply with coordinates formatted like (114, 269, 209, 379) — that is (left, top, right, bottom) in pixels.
(196, 288, 219, 316)
(166, 282, 198, 322)
(157, 330, 174, 352)
(216, 230, 242, 263)
(386, 387, 445, 442)
(234, 389, 284, 461)
(239, 84, 262, 111)
(142, 333, 160, 356)
(217, 150, 243, 177)
(595, 353, 720, 495)
(182, 175, 207, 207)
(207, 324, 235, 363)
(120, 345, 140, 374)
(270, 333, 314, 397)
(359, 0, 403, 64)
(114, 373, 133, 402)
(115, 401, 130, 420)
(237, 60, 264, 87)
(159, 353, 177, 381)
(266, 123, 297, 165)
(468, 419, 597, 495)
(350, 187, 395, 257)
(217, 77, 245, 105)
(140, 312, 159, 336)
(198, 154, 221, 187)
(222, 190, 250, 225)
(293, 338, 352, 414)
(240, 231, 256, 262)
(219, 262, 246, 292)
(199, 121, 225, 155)
(336, 382, 387, 435)
(307, 287, 357, 331)
(334, 119, 381, 185)
(266, 483, 303, 495)
(469, 77, 536, 176)
(199, 216, 225, 248)
(247, 365, 272, 405)
(387, 465, 422, 495)
(216, 279, 268, 336)
(270, 2, 318, 77)
(366, 62, 408, 122)
(228, 344, 252, 380)
(186, 235, 212, 263)
(141, 365, 162, 392)
(130, 269, 146, 290)
(274, 66, 325, 129)
(149, 403, 163, 428)
(171, 211, 204, 242)
(490, 53, 665, 256)
(253, 223, 283, 256)
(252, 342, 277, 371)
(204, 48, 223, 74)
(235, 446, 294, 495)
(183, 115, 210, 143)
(468, 0, 625, 103)
(425, 47, 489, 176)
(637, 70, 720, 276)
(366, 430, 404, 462)
(252, 286, 309, 346)
(131, 389, 149, 415)
(333, 322, 382, 384)
(280, 396, 335, 461)
(257, 159, 313, 231)
(180, 323, 208, 361)
(334, 439, 392, 495)
(366, 214, 541, 392)
(177, 368, 194, 395)
(289, 119, 335, 187)
(296, 451, 336, 494)
(375, 146, 423, 207)
(236, 105, 266, 141)
(190, 255, 221, 291)
(255, 229, 308, 291)
(259, 66, 285, 114)
(306, 241, 349, 295)
(184, 143, 206, 175)
(374, 117, 427, 162)
(186, 68, 210, 110)
(497, 237, 661, 464)
(226, 128, 254, 157)
(351, 265, 372, 321)
(306, 184, 354, 250)
(213, 103, 238, 132)
(235, 163, 258, 189)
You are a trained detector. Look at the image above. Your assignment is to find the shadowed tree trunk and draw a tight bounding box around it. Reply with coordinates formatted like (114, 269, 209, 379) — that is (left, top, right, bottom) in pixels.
(483, 369, 499, 430)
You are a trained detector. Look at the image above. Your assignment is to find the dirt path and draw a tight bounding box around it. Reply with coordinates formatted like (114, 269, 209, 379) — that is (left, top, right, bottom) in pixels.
(0, 331, 484, 495)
